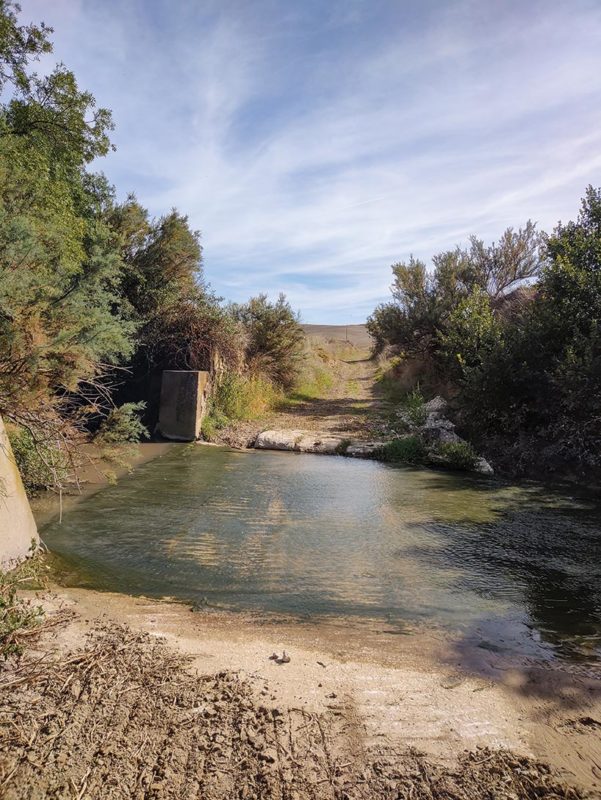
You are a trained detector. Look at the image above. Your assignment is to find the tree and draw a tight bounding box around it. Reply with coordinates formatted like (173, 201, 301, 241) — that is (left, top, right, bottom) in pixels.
(367, 224, 544, 363)
(0, 2, 129, 485)
(0, 0, 51, 94)
(232, 294, 304, 389)
(106, 197, 242, 424)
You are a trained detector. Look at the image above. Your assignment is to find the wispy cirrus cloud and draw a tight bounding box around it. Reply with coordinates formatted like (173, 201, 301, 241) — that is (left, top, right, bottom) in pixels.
(20, 0, 601, 321)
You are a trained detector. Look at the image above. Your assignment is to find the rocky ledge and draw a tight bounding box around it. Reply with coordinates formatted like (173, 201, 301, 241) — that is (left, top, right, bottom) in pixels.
(254, 398, 493, 475)
(253, 429, 385, 458)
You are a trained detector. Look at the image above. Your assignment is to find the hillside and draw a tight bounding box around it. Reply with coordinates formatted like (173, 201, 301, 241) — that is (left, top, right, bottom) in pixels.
(302, 324, 373, 348)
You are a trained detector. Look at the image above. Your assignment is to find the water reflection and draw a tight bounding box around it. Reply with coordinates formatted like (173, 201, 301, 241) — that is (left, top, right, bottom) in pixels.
(41, 447, 601, 662)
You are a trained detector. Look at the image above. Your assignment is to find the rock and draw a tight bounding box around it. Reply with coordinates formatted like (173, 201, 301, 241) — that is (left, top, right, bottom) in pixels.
(474, 457, 494, 475)
(424, 395, 448, 414)
(423, 414, 455, 430)
(345, 442, 383, 458)
(254, 430, 306, 450)
(254, 429, 346, 454)
(297, 434, 342, 454)
(421, 425, 461, 446)
(395, 409, 413, 427)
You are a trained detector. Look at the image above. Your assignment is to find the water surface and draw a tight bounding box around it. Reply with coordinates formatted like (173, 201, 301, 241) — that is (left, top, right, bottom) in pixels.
(41, 446, 601, 663)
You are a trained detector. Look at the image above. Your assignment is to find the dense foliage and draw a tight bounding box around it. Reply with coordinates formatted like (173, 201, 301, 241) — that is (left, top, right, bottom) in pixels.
(231, 294, 305, 390)
(368, 188, 601, 477)
(0, 2, 302, 490)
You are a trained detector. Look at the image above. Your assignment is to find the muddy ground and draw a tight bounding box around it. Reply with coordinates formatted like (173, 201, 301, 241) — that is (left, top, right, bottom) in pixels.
(0, 610, 594, 800)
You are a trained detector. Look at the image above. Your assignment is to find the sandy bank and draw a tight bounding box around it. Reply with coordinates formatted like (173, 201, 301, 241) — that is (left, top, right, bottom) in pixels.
(3, 584, 598, 797)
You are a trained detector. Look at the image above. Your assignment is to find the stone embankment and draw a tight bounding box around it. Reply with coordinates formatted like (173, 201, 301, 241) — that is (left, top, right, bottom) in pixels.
(254, 396, 493, 475)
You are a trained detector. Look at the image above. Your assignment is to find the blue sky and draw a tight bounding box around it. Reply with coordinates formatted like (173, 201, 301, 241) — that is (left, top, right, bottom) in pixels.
(21, 0, 601, 323)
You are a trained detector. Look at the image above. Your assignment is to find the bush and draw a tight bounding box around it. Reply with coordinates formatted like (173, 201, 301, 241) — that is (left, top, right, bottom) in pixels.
(95, 402, 149, 444)
(402, 386, 427, 427)
(7, 426, 70, 493)
(231, 293, 305, 390)
(437, 441, 478, 470)
(379, 436, 427, 464)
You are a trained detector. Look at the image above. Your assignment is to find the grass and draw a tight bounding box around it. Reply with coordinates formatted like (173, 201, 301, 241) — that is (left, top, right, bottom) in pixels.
(279, 358, 334, 407)
(375, 357, 407, 404)
(202, 372, 283, 439)
(378, 436, 427, 465)
(436, 441, 479, 470)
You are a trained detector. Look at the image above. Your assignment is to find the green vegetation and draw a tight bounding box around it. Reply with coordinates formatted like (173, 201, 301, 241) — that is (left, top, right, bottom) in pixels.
(402, 387, 427, 428)
(0, 553, 46, 658)
(231, 294, 305, 391)
(368, 187, 601, 478)
(435, 441, 478, 471)
(7, 425, 69, 494)
(379, 436, 427, 465)
(202, 372, 283, 439)
(0, 3, 304, 489)
(95, 402, 149, 445)
(279, 340, 334, 406)
(374, 355, 408, 404)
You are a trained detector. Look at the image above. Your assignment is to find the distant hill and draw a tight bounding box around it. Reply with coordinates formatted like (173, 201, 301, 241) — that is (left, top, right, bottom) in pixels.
(302, 324, 372, 348)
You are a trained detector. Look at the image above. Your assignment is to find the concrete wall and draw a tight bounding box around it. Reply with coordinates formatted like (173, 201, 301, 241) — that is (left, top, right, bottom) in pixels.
(157, 370, 210, 441)
(0, 415, 39, 568)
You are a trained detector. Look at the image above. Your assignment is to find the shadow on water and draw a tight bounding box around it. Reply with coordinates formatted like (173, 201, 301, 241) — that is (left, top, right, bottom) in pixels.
(396, 472, 601, 654)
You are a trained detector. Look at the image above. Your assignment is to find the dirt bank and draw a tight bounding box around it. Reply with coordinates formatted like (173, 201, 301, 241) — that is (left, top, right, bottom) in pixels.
(1, 587, 600, 798)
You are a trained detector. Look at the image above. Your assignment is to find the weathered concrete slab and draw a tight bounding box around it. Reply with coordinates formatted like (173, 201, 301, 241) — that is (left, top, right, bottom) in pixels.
(297, 433, 342, 454)
(254, 430, 307, 451)
(0, 415, 39, 568)
(158, 370, 210, 441)
(254, 429, 381, 457)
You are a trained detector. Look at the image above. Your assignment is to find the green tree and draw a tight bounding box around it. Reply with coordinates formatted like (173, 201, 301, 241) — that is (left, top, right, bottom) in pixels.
(0, 0, 51, 93)
(232, 294, 304, 389)
(367, 224, 543, 361)
(0, 1, 131, 484)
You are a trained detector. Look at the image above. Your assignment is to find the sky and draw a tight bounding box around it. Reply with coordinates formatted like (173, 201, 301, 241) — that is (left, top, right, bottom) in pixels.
(19, 0, 601, 323)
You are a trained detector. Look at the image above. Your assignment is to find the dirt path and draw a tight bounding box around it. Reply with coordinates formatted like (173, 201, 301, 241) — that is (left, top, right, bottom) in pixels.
(217, 342, 384, 449)
(268, 347, 380, 439)
(1, 590, 598, 799)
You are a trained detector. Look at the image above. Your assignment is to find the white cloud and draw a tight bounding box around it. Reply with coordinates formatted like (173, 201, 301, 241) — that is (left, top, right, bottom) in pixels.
(18, 0, 601, 322)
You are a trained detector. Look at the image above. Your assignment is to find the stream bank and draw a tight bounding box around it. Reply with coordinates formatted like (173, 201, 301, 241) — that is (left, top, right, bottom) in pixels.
(2, 586, 600, 798)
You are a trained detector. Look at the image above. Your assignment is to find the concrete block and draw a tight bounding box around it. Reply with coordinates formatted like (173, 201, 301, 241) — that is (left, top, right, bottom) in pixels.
(0, 415, 39, 568)
(158, 370, 209, 441)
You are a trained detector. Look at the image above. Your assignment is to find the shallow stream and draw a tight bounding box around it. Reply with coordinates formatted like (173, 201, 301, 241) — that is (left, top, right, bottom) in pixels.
(40, 446, 601, 664)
